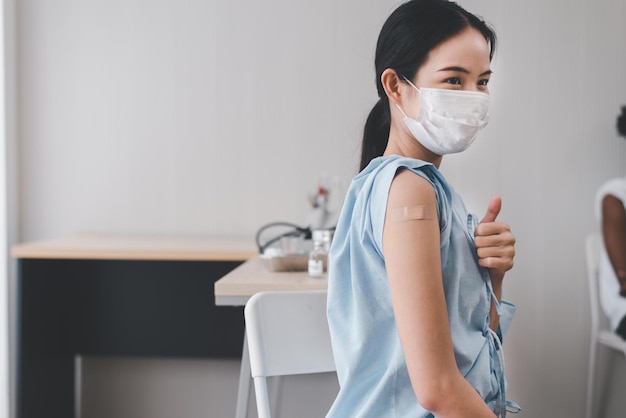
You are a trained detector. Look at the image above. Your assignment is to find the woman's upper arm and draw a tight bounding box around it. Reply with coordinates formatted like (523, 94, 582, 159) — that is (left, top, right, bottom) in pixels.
(383, 169, 497, 417)
(382, 169, 458, 398)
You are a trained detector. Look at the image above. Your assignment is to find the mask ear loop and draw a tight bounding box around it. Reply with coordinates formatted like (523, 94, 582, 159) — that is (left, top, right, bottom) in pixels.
(396, 76, 421, 119)
(395, 103, 409, 118)
(401, 76, 420, 92)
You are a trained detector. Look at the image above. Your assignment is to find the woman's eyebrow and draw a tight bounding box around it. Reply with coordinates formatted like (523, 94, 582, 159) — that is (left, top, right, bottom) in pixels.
(437, 66, 493, 76)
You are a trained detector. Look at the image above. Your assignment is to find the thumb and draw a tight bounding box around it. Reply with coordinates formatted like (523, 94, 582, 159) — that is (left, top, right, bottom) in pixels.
(480, 195, 502, 223)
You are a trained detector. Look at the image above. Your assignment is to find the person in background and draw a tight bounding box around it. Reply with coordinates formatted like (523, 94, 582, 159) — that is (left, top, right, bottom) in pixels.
(596, 105, 626, 339)
(325, 1, 519, 417)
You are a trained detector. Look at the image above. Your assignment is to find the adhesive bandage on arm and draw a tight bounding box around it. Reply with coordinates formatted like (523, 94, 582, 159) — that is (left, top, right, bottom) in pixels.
(390, 205, 436, 222)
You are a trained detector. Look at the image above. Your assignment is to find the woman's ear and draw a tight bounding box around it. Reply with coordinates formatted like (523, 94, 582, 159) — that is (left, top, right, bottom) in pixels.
(381, 68, 403, 106)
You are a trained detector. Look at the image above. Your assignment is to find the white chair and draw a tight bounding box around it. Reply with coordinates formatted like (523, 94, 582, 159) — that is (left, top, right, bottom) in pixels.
(244, 290, 337, 418)
(585, 233, 626, 418)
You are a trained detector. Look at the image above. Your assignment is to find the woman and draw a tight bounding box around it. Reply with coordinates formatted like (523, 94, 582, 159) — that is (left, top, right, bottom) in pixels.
(326, 1, 519, 417)
(596, 105, 626, 339)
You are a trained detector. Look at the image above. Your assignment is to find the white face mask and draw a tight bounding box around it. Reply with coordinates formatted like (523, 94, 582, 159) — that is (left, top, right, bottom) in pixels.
(396, 80, 490, 155)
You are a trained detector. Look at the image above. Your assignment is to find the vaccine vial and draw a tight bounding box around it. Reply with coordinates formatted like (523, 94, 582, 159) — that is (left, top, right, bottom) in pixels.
(308, 229, 333, 277)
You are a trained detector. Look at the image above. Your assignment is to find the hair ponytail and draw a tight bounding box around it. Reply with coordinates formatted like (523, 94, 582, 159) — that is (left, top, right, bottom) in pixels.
(360, 99, 391, 171)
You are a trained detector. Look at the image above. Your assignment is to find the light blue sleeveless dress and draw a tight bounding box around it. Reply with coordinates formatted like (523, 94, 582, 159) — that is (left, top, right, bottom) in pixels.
(326, 155, 519, 417)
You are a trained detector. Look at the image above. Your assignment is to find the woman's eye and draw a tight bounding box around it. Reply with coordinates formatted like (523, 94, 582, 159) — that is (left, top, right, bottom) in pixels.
(444, 77, 461, 85)
(478, 79, 490, 86)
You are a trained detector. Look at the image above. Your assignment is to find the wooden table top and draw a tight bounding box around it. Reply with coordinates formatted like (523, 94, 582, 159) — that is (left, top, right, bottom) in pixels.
(214, 256, 328, 305)
(11, 234, 258, 261)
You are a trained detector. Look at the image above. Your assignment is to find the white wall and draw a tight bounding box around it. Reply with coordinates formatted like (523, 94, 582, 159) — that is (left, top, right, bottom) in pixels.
(17, 0, 393, 240)
(3, 0, 17, 417)
(0, 0, 10, 416)
(14, 0, 626, 417)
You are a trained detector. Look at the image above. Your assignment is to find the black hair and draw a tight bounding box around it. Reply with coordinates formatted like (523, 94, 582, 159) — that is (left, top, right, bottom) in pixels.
(618, 106, 626, 138)
(359, 0, 497, 171)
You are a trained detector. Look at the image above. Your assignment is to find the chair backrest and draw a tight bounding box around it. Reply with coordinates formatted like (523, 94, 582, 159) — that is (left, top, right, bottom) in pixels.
(244, 290, 336, 378)
(586, 233, 608, 334)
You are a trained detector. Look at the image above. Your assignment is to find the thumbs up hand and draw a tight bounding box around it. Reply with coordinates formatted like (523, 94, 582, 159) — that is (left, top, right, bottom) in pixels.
(474, 196, 516, 280)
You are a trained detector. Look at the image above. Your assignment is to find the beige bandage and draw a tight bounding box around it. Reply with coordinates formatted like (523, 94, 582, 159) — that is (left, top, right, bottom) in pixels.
(390, 205, 436, 222)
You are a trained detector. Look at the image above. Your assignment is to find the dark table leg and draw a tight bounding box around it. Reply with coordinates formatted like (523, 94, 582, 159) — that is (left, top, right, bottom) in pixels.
(18, 354, 76, 418)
